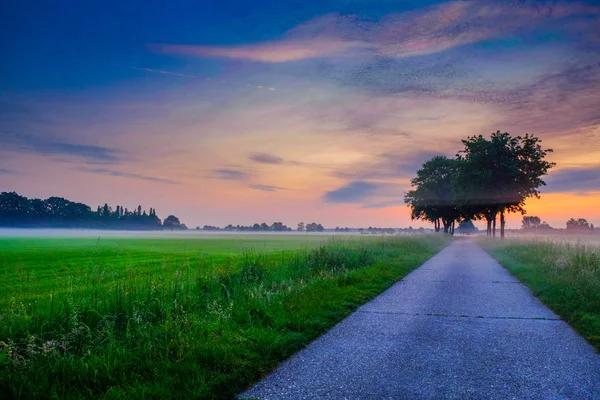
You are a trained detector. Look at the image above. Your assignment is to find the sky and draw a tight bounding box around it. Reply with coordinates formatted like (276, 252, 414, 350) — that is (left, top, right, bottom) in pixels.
(2, 0, 599, 229)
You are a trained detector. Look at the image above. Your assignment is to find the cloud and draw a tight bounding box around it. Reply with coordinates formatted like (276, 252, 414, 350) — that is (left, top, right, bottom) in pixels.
(362, 199, 407, 209)
(80, 168, 179, 184)
(154, 39, 359, 63)
(435, 60, 600, 135)
(1, 100, 121, 164)
(211, 168, 250, 180)
(335, 150, 445, 180)
(33, 142, 120, 163)
(1, 132, 121, 164)
(332, 105, 416, 137)
(323, 181, 380, 203)
(0, 102, 123, 165)
(544, 166, 600, 193)
(323, 179, 407, 206)
(249, 152, 284, 164)
(249, 184, 286, 192)
(154, 1, 599, 63)
(0, 168, 18, 174)
(119, 65, 198, 79)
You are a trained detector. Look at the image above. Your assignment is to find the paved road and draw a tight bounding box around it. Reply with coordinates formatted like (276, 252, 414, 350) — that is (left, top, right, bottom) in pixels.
(240, 239, 600, 400)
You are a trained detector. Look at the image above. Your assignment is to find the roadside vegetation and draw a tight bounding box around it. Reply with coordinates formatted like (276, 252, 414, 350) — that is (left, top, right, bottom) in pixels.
(482, 238, 600, 350)
(0, 235, 448, 399)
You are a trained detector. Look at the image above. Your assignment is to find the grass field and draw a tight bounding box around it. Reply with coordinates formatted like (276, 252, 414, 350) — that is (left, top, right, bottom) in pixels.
(0, 234, 448, 399)
(503, 232, 600, 247)
(482, 238, 600, 351)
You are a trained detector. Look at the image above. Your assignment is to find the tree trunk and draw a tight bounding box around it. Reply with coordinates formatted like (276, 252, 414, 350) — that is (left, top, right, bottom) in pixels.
(486, 218, 492, 236)
(500, 210, 505, 239)
(451, 221, 455, 236)
(493, 215, 497, 237)
(442, 218, 451, 234)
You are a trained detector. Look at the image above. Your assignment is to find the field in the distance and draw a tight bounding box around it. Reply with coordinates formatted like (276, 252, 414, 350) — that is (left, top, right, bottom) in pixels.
(503, 231, 600, 247)
(0, 234, 448, 399)
(0, 235, 336, 309)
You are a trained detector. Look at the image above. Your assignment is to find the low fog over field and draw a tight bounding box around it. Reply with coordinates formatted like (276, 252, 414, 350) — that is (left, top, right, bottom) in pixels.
(0, 228, 364, 239)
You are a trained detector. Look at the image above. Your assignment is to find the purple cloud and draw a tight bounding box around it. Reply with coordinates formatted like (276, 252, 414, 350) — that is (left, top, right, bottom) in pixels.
(211, 168, 250, 181)
(249, 153, 284, 164)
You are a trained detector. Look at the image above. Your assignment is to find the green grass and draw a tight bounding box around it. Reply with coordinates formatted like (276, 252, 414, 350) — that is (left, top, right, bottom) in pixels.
(0, 235, 448, 399)
(0, 235, 334, 306)
(482, 238, 600, 351)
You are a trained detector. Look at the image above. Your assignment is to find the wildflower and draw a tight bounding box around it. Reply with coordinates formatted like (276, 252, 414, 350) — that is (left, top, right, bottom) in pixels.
(43, 340, 57, 354)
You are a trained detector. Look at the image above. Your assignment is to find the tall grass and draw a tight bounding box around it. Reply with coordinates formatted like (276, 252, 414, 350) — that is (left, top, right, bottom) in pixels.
(0, 235, 447, 399)
(483, 238, 600, 350)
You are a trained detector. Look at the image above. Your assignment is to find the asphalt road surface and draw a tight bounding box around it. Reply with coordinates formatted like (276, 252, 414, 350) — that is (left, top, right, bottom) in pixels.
(240, 239, 600, 400)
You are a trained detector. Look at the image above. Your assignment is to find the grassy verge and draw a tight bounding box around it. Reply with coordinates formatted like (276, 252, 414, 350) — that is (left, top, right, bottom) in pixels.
(482, 239, 600, 350)
(0, 235, 448, 399)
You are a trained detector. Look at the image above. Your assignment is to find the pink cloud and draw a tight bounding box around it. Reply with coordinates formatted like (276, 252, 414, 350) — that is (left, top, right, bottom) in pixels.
(153, 1, 599, 63)
(154, 39, 362, 63)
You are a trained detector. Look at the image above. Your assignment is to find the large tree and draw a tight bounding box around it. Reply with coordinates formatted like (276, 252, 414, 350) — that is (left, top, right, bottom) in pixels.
(162, 215, 181, 230)
(566, 218, 591, 231)
(522, 216, 542, 229)
(455, 131, 554, 238)
(404, 156, 461, 234)
(457, 219, 478, 235)
(454, 135, 501, 236)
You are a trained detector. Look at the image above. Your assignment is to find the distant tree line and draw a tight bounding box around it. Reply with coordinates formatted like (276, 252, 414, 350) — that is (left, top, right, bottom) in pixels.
(358, 227, 397, 234)
(0, 192, 186, 230)
(193, 217, 599, 234)
(93, 203, 162, 230)
(456, 220, 479, 235)
(396, 227, 425, 234)
(198, 225, 220, 231)
(566, 218, 595, 232)
(521, 216, 596, 233)
(405, 131, 554, 239)
(334, 227, 351, 232)
(196, 224, 438, 234)
(303, 222, 325, 232)
(521, 216, 553, 231)
(195, 222, 336, 232)
(221, 222, 294, 232)
(163, 215, 188, 231)
(202, 222, 326, 232)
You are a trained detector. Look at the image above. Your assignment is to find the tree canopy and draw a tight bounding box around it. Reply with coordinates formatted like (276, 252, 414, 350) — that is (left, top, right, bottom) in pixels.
(566, 218, 593, 231)
(162, 215, 182, 230)
(404, 156, 461, 234)
(405, 131, 554, 238)
(222, 222, 294, 232)
(457, 220, 478, 235)
(0, 191, 182, 230)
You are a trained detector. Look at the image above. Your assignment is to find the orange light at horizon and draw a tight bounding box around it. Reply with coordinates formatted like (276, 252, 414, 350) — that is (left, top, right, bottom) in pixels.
(503, 192, 600, 228)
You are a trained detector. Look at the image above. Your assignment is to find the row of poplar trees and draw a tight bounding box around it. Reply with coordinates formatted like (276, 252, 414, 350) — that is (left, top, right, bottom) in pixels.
(404, 131, 555, 239)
